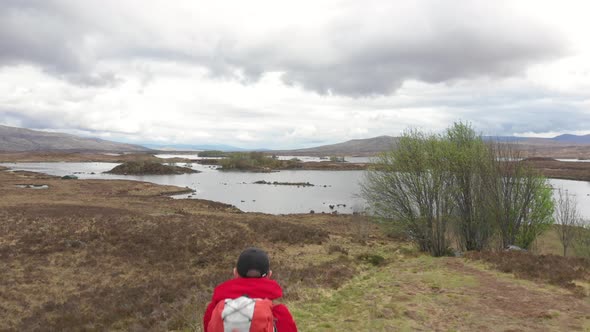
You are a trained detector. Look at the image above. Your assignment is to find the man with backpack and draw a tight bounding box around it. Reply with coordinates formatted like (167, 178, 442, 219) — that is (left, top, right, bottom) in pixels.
(203, 247, 298, 332)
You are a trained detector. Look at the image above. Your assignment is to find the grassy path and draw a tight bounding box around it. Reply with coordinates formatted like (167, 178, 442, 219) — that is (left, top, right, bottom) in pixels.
(291, 255, 590, 331)
(2, 168, 589, 331)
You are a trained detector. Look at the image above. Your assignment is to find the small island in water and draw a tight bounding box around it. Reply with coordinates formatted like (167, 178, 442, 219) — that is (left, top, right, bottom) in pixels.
(105, 161, 199, 175)
(253, 180, 314, 187)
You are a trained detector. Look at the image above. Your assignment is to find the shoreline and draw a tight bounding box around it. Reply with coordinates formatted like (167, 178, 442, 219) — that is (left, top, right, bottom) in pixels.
(1, 155, 589, 331)
(2, 159, 589, 218)
(0, 163, 381, 330)
(2, 152, 590, 181)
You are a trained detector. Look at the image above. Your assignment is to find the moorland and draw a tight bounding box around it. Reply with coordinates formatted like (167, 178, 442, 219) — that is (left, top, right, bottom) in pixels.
(1, 161, 590, 331)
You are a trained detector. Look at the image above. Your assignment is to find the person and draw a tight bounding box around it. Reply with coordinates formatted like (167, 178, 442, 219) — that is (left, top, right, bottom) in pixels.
(203, 247, 298, 332)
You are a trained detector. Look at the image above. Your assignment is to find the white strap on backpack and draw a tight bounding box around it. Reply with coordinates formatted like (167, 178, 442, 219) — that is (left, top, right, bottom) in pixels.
(208, 295, 276, 332)
(221, 297, 256, 331)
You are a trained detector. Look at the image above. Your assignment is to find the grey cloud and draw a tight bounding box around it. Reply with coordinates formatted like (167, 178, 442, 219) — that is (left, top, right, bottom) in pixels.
(451, 102, 590, 136)
(205, 2, 569, 96)
(507, 108, 590, 135)
(0, 109, 65, 129)
(0, 2, 78, 68)
(65, 71, 122, 87)
(0, 1, 119, 86)
(0, 1, 569, 96)
(0, 108, 137, 136)
(276, 27, 564, 95)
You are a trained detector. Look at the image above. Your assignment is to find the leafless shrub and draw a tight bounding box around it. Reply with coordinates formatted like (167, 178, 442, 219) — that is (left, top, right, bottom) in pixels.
(574, 221, 590, 258)
(555, 188, 582, 256)
(351, 204, 371, 243)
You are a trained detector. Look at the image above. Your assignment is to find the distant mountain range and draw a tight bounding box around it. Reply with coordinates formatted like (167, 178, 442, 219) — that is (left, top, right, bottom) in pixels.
(275, 134, 590, 156)
(143, 143, 249, 152)
(275, 136, 398, 156)
(2, 124, 590, 156)
(551, 134, 590, 144)
(484, 134, 590, 145)
(0, 125, 149, 152)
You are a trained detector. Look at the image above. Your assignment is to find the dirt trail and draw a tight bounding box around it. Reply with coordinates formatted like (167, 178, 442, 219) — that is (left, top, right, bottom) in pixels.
(441, 258, 590, 331)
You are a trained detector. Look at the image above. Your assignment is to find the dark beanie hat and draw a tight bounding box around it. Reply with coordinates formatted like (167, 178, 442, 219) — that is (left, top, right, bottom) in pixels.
(236, 247, 270, 278)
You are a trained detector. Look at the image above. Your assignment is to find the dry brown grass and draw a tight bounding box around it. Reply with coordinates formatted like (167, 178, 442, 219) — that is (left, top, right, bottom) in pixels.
(4, 163, 590, 331)
(0, 168, 382, 331)
(520, 158, 590, 181)
(466, 251, 590, 294)
(1, 211, 248, 330)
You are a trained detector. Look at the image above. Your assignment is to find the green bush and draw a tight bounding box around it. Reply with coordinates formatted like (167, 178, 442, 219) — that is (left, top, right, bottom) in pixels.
(329, 156, 346, 162)
(362, 122, 554, 256)
(219, 152, 283, 170)
(197, 150, 228, 157)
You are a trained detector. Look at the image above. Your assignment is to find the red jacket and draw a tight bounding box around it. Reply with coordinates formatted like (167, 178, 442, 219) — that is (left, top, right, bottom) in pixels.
(203, 277, 297, 332)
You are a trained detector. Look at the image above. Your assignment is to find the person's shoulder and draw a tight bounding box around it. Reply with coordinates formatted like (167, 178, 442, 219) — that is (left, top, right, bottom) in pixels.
(245, 277, 282, 288)
(218, 277, 281, 288)
(211, 278, 240, 301)
(248, 278, 284, 298)
(214, 277, 284, 299)
(213, 278, 240, 291)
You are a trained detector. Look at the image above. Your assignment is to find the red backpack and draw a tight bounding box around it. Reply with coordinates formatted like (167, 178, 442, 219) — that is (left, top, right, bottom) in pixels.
(208, 296, 276, 332)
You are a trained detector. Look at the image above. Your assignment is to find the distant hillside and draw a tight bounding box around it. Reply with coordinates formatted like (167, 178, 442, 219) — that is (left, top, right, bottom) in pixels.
(552, 134, 590, 144)
(0, 125, 150, 152)
(279, 136, 398, 156)
(490, 134, 590, 146)
(277, 133, 590, 158)
(144, 143, 248, 152)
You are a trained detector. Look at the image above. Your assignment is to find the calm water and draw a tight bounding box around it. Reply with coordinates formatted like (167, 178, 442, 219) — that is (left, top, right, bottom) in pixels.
(2, 162, 590, 217)
(557, 159, 590, 163)
(1, 162, 364, 214)
(155, 153, 372, 163)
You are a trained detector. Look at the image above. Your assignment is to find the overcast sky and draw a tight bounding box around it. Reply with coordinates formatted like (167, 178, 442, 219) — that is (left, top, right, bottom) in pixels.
(1, 1, 590, 149)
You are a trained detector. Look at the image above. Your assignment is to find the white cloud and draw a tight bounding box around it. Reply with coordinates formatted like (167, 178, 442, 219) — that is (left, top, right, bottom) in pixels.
(0, 1, 589, 149)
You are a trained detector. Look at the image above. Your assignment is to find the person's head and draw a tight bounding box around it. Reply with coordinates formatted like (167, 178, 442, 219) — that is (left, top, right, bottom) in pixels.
(233, 247, 272, 279)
